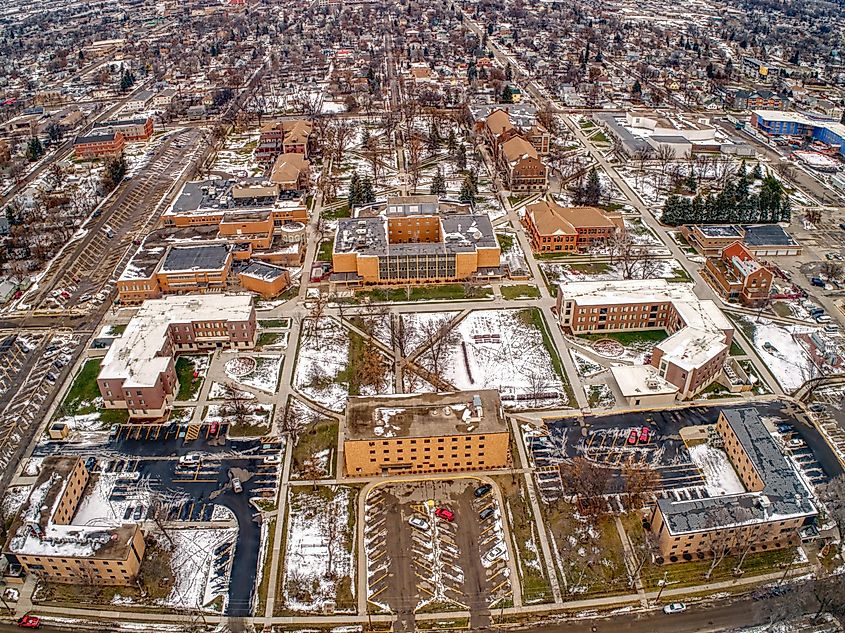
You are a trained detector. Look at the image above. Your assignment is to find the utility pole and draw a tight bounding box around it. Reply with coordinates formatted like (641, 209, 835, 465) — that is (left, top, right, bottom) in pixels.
(653, 571, 668, 605)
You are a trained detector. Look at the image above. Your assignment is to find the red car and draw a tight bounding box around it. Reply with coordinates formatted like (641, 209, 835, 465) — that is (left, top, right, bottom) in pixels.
(435, 507, 455, 522)
(638, 427, 651, 444)
(626, 429, 638, 445)
(209, 421, 219, 436)
(17, 615, 41, 629)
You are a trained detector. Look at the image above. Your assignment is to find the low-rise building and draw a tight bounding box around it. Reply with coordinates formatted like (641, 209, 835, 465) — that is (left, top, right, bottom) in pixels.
(650, 408, 817, 564)
(703, 241, 773, 307)
(4, 457, 145, 585)
(343, 390, 510, 476)
(557, 279, 734, 399)
(73, 132, 125, 160)
(331, 196, 501, 285)
(91, 117, 154, 141)
(682, 224, 802, 257)
(269, 153, 310, 191)
(97, 294, 256, 419)
(497, 135, 547, 193)
(256, 119, 312, 163)
(523, 198, 622, 253)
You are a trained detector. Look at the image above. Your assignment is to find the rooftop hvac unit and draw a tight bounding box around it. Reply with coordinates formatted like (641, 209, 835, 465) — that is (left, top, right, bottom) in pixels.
(646, 379, 659, 389)
(758, 495, 772, 509)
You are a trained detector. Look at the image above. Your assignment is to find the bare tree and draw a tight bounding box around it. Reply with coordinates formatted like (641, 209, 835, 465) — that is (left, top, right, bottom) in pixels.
(417, 315, 458, 378)
(559, 457, 611, 519)
(390, 314, 418, 358)
(222, 382, 251, 427)
(820, 261, 843, 281)
(819, 474, 845, 549)
(621, 464, 659, 510)
(406, 134, 424, 192)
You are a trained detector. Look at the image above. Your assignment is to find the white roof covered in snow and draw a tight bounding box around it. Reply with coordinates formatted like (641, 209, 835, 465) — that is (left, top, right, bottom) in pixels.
(99, 294, 254, 388)
(610, 365, 678, 397)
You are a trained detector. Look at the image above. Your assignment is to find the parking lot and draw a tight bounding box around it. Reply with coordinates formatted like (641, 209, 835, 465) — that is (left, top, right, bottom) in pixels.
(531, 400, 843, 503)
(364, 479, 511, 632)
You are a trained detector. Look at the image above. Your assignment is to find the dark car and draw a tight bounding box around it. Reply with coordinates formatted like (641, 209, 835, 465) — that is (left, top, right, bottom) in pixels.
(479, 506, 496, 521)
(474, 484, 492, 498)
(123, 506, 133, 520)
(809, 403, 826, 413)
(84, 457, 96, 472)
(133, 505, 144, 521)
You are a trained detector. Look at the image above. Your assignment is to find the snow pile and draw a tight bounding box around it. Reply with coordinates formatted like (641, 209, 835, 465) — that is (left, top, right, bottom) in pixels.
(689, 443, 746, 496)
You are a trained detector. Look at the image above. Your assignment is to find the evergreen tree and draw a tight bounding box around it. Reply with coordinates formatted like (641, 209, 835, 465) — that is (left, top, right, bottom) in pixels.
(101, 152, 127, 193)
(459, 175, 476, 204)
(427, 126, 440, 154)
(583, 168, 602, 206)
(430, 169, 447, 196)
(361, 128, 371, 148)
(447, 129, 457, 154)
(25, 136, 44, 162)
(348, 172, 361, 207)
(456, 143, 467, 170)
(631, 80, 642, 100)
(468, 169, 479, 196)
(360, 175, 375, 204)
(501, 85, 513, 103)
(505, 63, 513, 81)
(752, 163, 763, 180)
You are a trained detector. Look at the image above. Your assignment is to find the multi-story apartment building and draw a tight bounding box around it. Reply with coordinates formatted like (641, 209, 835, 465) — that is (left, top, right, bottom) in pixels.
(256, 119, 312, 163)
(331, 196, 501, 285)
(73, 131, 125, 159)
(482, 108, 550, 156)
(650, 408, 817, 564)
(752, 110, 845, 158)
(91, 117, 154, 141)
(557, 279, 734, 399)
(497, 136, 548, 193)
(4, 457, 145, 585)
(523, 198, 622, 253)
(343, 390, 509, 476)
(703, 241, 774, 307)
(97, 294, 256, 419)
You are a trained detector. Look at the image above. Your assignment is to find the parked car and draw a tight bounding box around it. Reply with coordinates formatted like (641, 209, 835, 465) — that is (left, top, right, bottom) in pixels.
(638, 427, 651, 444)
(16, 614, 41, 629)
(231, 478, 243, 493)
(627, 429, 639, 445)
(483, 543, 507, 564)
(208, 420, 219, 435)
(479, 506, 496, 521)
(109, 424, 120, 439)
(811, 277, 826, 287)
(814, 314, 832, 323)
(435, 507, 455, 522)
(179, 453, 202, 466)
(45, 372, 57, 383)
(263, 454, 281, 465)
(408, 515, 430, 531)
(133, 505, 145, 521)
(809, 403, 826, 412)
(663, 602, 687, 614)
(123, 506, 134, 520)
(84, 457, 97, 471)
(474, 484, 492, 498)
(787, 439, 805, 449)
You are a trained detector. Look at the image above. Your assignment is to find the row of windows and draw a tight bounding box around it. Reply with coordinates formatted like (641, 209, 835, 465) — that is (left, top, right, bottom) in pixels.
(369, 446, 486, 455)
(367, 436, 487, 446)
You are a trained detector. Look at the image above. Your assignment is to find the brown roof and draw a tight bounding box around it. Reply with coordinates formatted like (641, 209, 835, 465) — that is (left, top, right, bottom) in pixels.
(527, 199, 621, 236)
(270, 153, 309, 185)
(501, 135, 538, 163)
(485, 108, 515, 137)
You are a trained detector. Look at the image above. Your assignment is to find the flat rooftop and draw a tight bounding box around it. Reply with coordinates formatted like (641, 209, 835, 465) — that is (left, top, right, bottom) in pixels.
(99, 294, 254, 389)
(742, 224, 799, 247)
(160, 243, 231, 273)
(345, 390, 506, 440)
(658, 408, 816, 534)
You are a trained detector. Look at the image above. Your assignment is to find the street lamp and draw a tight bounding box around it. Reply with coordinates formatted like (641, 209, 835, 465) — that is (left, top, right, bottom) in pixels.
(653, 570, 668, 605)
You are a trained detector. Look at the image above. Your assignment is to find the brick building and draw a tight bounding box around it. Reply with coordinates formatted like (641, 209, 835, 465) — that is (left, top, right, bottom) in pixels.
(4, 457, 145, 585)
(97, 294, 256, 419)
(91, 117, 154, 141)
(343, 390, 509, 476)
(73, 131, 125, 160)
(557, 279, 734, 399)
(703, 241, 774, 306)
(650, 408, 817, 564)
(331, 196, 501, 285)
(256, 119, 312, 163)
(523, 198, 622, 253)
(681, 224, 802, 257)
(497, 136, 547, 192)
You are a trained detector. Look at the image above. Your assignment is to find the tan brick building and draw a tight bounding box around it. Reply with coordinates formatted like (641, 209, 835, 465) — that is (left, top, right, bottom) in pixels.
(97, 294, 256, 419)
(557, 279, 734, 399)
(523, 198, 622, 253)
(343, 391, 509, 476)
(703, 241, 774, 307)
(650, 409, 817, 564)
(498, 136, 547, 193)
(331, 196, 501, 285)
(4, 457, 145, 585)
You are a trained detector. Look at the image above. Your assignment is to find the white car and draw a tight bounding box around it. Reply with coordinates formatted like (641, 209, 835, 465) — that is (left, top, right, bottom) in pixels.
(232, 477, 243, 493)
(483, 543, 507, 564)
(663, 602, 687, 614)
(408, 515, 429, 531)
(263, 454, 281, 465)
(179, 453, 202, 466)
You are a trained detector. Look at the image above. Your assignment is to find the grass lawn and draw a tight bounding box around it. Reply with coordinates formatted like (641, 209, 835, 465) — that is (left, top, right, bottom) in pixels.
(518, 308, 576, 405)
(729, 341, 745, 356)
(317, 240, 333, 262)
(698, 381, 734, 399)
(508, 195, 529, 207)
(337, 331, 368, 396)
(668, 267, 692, 283)
(592, 130, 609, 144)
(621, 513, 798, 590)
(259, 318, 291, 329)
(292, 418, 338, 478)
(579, 120, 596, 130)
(496, 233, 515, 252)
(601, 202, 625, 212)
(355, 283, 492, 303)
(322, 203, 351, 220)
(255, 517, 276, 616)
(582, 329, 668, 346)
(535, 251, 576, 260)
(175, 356, 205, 401)
(58, 359, 102, 415)
(257, 332, 283, 348)
(492, 475, 554, 604)
(569, 262, 611, 275)
(501, 285, 541, 300)
(110, 324, 127, 335)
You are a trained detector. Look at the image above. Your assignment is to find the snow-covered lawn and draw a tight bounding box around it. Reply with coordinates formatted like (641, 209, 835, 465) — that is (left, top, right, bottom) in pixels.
(541, 258, 683, 285)
(211, 131, 262, 177)
(204, 403, 274, 431)
(570, 350, 605, 378)
(283, 486, 355, 612)
(294, 317, 351, 412)
(224, 355, 283, 394)
(400, 311, 459, 355)
(688, 443, 746, 497)
(733, 315, 819, 391)
(158, 527, 238, 611)
(585, 384, 615, 408)
(432, 309, 570, 408)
